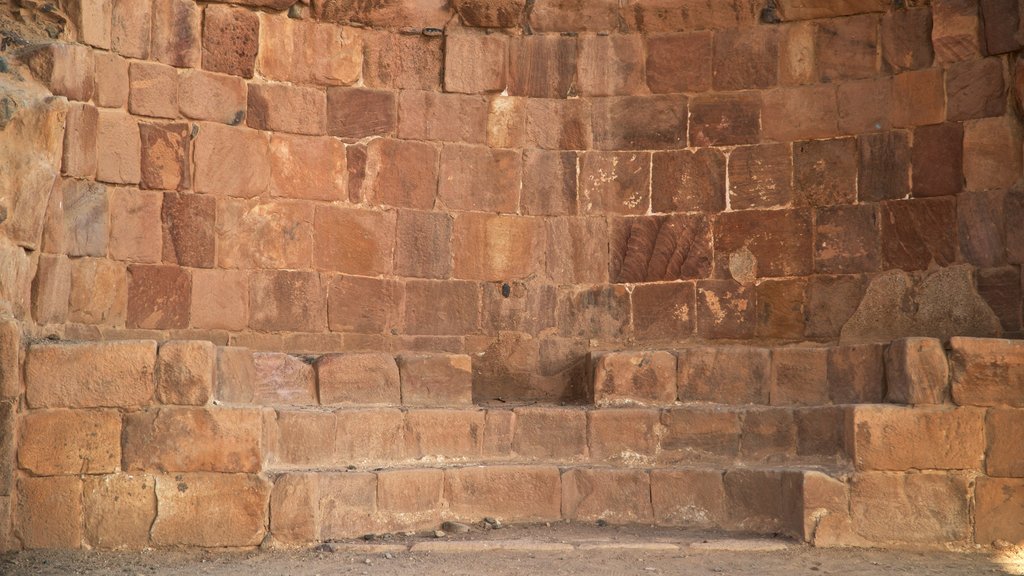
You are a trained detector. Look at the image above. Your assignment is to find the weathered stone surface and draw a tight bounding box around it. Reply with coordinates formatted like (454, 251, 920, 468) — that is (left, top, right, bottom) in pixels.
(112, 0, 151, 59)
(376, 468, 443, 532)
(652, 148, 726, 213)
(714, 209, 813, 278)
(151, 0, 200, 67)
(755, 278, 806, 340)
(813, 204, 880, 274)
(589, 408, 659, 464)
(108, 188, 162, 263)
(696, 280, 756, 340)
(127, 264, 191, 330)
(849, 472, 971, 546)
(193, 123, 271, 197)
(770, 347, 828, 406)
(795, 407, 847, 460)
(689, 93, 761, 147)
(610, 215, 712, 282)
(123, 407, 261, 472)
(68, 257, 127, 326)
(268, 410, 336, 467)
(827, 343, 885, 404)
(880, 198, 958, 270)
(646, 32, 712, 94)
(524, 98, 593, 150)
(964, 117, 1023, 193)
(312, 0, 449, 27)
(452, 0, 525, 27)
(327, 88, 396, 139)
(445, 31, 508, 94)
(512, 407, 586, 460)
(592, 351, 676, 406)
(837, 76, 892, 134)
(32, 254, 71, 325)
(678, 347, 770, 404)
(25, 341, 156, 408)
(128, 61, 177, 119)
(247, 83, 326, 136)
(545, 218, 608, 284)
(156, 340, 214, 405)
(986, 408, 1024, 477)
(841, 267, 1002, 343)
(248, 270, 325, 333)
(507, 35, 576, 98)
(18, 409, 121, 475)
(891, 68, 946, 127)
(317, 472, 377, 539)
(722, 469, 793, 534)
(452, 213, 544, 281)
(151, 473, 269, 547)
(404, 409, 484, 460)
(444, 466, 561, 523)
(592, 95, 687, 150)
(162, 192, 215, 268)
(793, 137, 857, 207)
(16, 476, 82, 549)
(178, 70, 246, 124)
(335, 409, 405, 465)
(398, 354, 473, 407)
(520, 150, 576, 216)
(576, 35, 644, 96)
(61, 179, 108, 258)
(317, 353, 401, 405)
(762, 85, 837, 142)
(977, 267, 1022, 334)
(885, 338, 950, 405)
(882, 7, 935, 71)
(215, 347, 255, 404)
(712, 27, 779, 90)
(362, 30, 440, 90)
(579, 151, 651, 215)
(83, 474, 156, 549)
(632, 282, 696, 341)
(404, 280, 480, 336)
(728, 143, 792, 210)
(62, 103, 97, 179)
(139, 123, 190, 191)
(947, 57, 1006, 121)
(849, 406, 985, 470)
(975, 477, 1024, 544)
(857, 131, 910, 202)
(268, 473, 318, 544)
(816, 14, 879, 82)
(438, 144, 520, 213)
(202, 4, 258, 78)
(253, 352, 317, 405)
(651, 469, 726, 527)
(951, 337, 1024, 407)
(94, 52, 128, 109)
(774, 0, 887, 21)
(218, 199, 313, 269)
(932, 0, 983, 64)
(363, 139, 438, 209)
(740, 408, 797, 464)
(23, 43, 95, 102)
(314, 206, 395, 275)
(659, 407, 740, 464)
(327, 275, 402, 334)
(562, 468, 653, 524)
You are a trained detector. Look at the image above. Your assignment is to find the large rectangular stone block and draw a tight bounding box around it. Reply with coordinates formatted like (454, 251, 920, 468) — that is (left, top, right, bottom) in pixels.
(122, 407, 262, 473)
(404, 409, 484, 460)
(319, 473, 378, 540)
(589, 408, 659, 465)
(512, 407, 587, 461)
(562, 468, 653, 524)
(885, 337, 950, 405)
(659, 407, 740, 464)
(25, 340, 156, 408)
(397, 353, 472, 407)
(651, 469, 726, 528)
(335, 409, 405, 466)
(151, 473, 269, 547)
(951, 337, 1024, 407)
(444, 465, 561, 523)
(592, 351, 676, 406)
(377, 468, 443, 532)
(252, 352, 317, 406)
(317, 353, 401, 406)
(268, 409, 337, 468)
(156, 340, 214, 406)
(975, 477, 1024, 546)
(848, 405, 985, 471)
(16, 476, 83, 549)
(18, 409, 121, 475)
(83, 473, 156, 549)
(269, 473, 318, 545)
(677, 346, 770, 404)
(987, 408, 1024, 477)
(849, 472, 971, 546)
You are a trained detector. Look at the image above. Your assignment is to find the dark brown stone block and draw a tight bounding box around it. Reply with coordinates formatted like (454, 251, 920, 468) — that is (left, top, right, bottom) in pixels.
(957, 189, 1006, 268)
(912, 122, 964, 198)
(592, 95, 687, 150)
(977, 266, 1022, 333)
(728, 143, 792, 210)
(610, 215, 713, 283)
(714, 209, 813, 278)
(814, 204, 881, 274)
(816, 14, 880, 81)
(881, 197, 958, 271)
(805, 274, 868, 340)
(127, 264, 191, 329)
(688, 93, 761, 147)
(327, 88, 397, 139)
(946, 57, 1007, 121)
(755, 278, 806, 340)
(858, 131, 910, 202)
(651, 149, 725, 213)
(696, 280, 755, 340)
(556, 285, 631, 340)
(395, 210, 452, 279)
(793, 137, 858, 207)
(404, 280, 480, 336)
(579, 151, 651, 215)
(327, 275, 402, 334)
(828, 343, 885, 403)
(507, 35, 577, 98)
(162, 192, 215, 269)
(248, 270, 326, 333)
(140, 123, 191, 191)
(521, 150, 577, 216)
(980, 0, 1023, 54)
(646, 32, 712, 94)
(632, 282, 696, 341)
(712, 27, 779, 90)
(881, 7, 934, 71)
(202, 5, 258, 78)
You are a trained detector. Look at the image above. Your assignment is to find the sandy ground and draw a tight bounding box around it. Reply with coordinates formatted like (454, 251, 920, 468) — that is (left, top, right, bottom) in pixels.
(2, 523, 1021, 576)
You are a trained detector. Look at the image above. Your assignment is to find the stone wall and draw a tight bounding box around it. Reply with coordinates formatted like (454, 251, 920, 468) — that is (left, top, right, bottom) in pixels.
(1, 0, 1021, 403)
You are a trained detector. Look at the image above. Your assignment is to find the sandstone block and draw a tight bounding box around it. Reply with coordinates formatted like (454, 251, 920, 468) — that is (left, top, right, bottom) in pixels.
(482, 409, 515, 458)
(545, 218, 608, 285)
(858, 130, 910, 202)
(364, 138, 438, 209)
(689, 93, 761, 147)
(523, 98, 593, 150)
(740, 408, 797, 464)
(151, 473, 269, 547)
(269, 473, 318, 544)
(24, 43, 95, 102)
(651, 469, 726, 527)
(827, 344, 886, 404)
(881, 7, 934, 71)
(68, 257, 127, 325)
(108, 188, 162, 263)
(397, 354, 472, 407)
(891, 68, 946, 127)
(755, 278, 807, 340)
(445, 32, 507, 94)
(837, 76, 892, 134)
(816, 14, 879, 82)
(314, 206, 394, 275)
(178, 69, 246, 124)
(452, 213, 543, 281)
(770, 347, 828, 406)
(762, 85, 837, 142)
(332, 409, 404, 467)
(128, 61, 178, 119)
(162, 192, 215, 268)
(25, 340, 156, 408)
(610, 215, 713, 282)
(362, 30, 440, 90)
(248, 271, 325, 333)
(16, 476, 82, 549)
(327, 88, 396, 139)
(156, 340, 214, 405)
(150, 0, 200, 68)
(728, 143, 792, 209)
(404, 280, 480, 336)
(193, 123, 270, 197)
(795, 406, 847, 459)
(631, 281, 695, 342)
(96, 110, 140, 184)
(652, 148, 726, 213)
(677, 347, 770, 404)
(774, 0, 887, 20)
(318, 473, 378, 539)
(139, 123, 190, 191)
(62, 102, 98, 178)
(849, 405, 985, 470)
(695, 281, 756, 340)
(951, 337, 1024, 406)
(218, 199, 312, 269)
(444, 466, 561, 523)
(126, 264, 191, 330)
(932, 0, 983, 64)
(83, 473, 156, 549)
(712, 27, 779, 90)
(813, 204, 881, 274)
(975, 477, 1024, 544)
(326, 275, 402, 334)
(398, 90, 488, 144)
(980, 0, 1023, 54)
(579, 151, 651, 215)
(589, 408, 659, 464)
(202, 4, 258, 78)
(722, 469, 793, 534)
(987, 408, 1024, 477)
(964, 116, 1024, 192)
(849, 472, 971, 546)
(32, 254, 71, 325)
(317, 353, 401, 405)
(528, 0, 620, 31)
(394, 210, 451, 280)
(112, 0, 151, 59)
(61, 178, 108, 258)
(377, 469, 443, 531)
(946, 57, 1006, 121)
(507, 35, 576, 98)
(215, 346, 255, 404)
(562, 468, 653, 524)
(190, 269, 247, 331)
(123, 407, 262, 472)
(258, 15, 361, 86)
(439, 143, 520, 213)
(646, 32, 712, 93)
(512, 407, 587, 460)
(577, 35, 644, 96)
(592, 95, 687, 150)
(793, 137, 857, 207)
(880, 197, 958, 270)
(93, 52, 129, 108)
(452, 0, 525, 27)
(885, 338, 950, 405)
(269, 410, 336, 467)
(591, 351, 676, 406)
(18, 409, 121, 475)
(404, 409, 484, 460)
(253, 352, 317, 405)
(713, 208, 813, 278)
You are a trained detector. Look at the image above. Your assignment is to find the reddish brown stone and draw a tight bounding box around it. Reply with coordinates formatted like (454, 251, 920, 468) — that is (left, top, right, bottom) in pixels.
(23, 43, 95, 102)
(177, 68, 246, 122)
(652, 149, 725, 213)
(83, 473, 156, 549)
(127, 264, 191, 329)
(814, 204, 881, 274)
(545, 218, 609, 284)
(161, 192, 215, 268)
(774, 0, 887, 20)
(217, 198, 313, 269)
(932, 0, 983, 64)
(313, 205, 395, 276)
(247, 83, 326, 136)
(364, 138, 438, 209)
(16, 476, 83, 549)
(346, 143, 368, 203)
(837, 76, 892, 134)
(976, 477, 1024, 544)
(398, 90, 487, 144)
(151, 0, 200, 68)
(695, 281, 757, 340)
(326, 275, 401, 334)
(32, 254, 71, 325)
(964, 116, 1024, 192)
(714, 209, 813, 278)
(252, 352, 316, 405)
(632, 282, 696, 341)
(592, 352, 676, 406)
(881, 198, 958, 270)
(317, 353, 401, 405)
(828, 344, 886, 404)
(362, 32, 442, 91)
(312, 0, 449, 27)
(556, 285, 631, 340)
(712, 27, 779, 90)
(452, 0, 525, 27)
(986, 408, 1024, 476)
(108, 188, 162, 264)
(579, 151, 651, 215)
(946, 57, 1007, 120)
(128, 61, 177, 120)
(659, 407, 740, 464)
(25, 340, 156, 409)
(445, 466, 561, 523)
(881, 6, 935, 71)
(1008, 190, 1024, 264)
(795, 407, 846, 459)
(438, 144, 520, 213)
(885, 337, 951, 405)
(850, 405, 985, 470)
(770, 347, 828, 406)
(211, 348, 251, 404)
(805, 274, 868, 340)
(610, 215, 712, 283)
(592, 95, 687, 150)
(688, 93, 761, 147)
(912, 123, 964, 198)
(761, 85, 838, 142)
(816, 14, 880, 82)
(62, 179, 108, 258)
(18, 409, 121, 475)
(507, 35, 577, 98)
(62, 103, 98, 178)
(793, 137, 857, 207)
(512, 406, 586, 460)
(94, 52, 129, 108)
(651, 469, 727, 527)
(958, 189, 1006, 268)
(269, 134, 346, 202)
(576, 35, 645, 96)
(977, 267, 1022, 333)
(326, 87, 397, 139)
(521, 150, 577, 216)
(112, 0, 151, 59)
(849, 472, 971, 546)
(858, 131, 911, 202)
(728, 143, 792, 210)
(589, 408, 660, 464)
(677, 346, 770, 403)
(190, 270, 248, 331)
(452, 213, 544, 281)
(249, 271, 326, 333)
(397, 354, 472, 407)
(980, 0, 1023, 54)
(646, 32, 712, 94)
(528, 0, 620, 31)
(562, 468, 654, 524)
(139, 123, 190, 191)
(524, 98, 593, 150)
(202, 4, 258, 78)
(404, 280, 480, 336)
(151, 473, 269, 547)
(626, 0, 762, 30)
(404, 409, 484, 460)
(444, 31, 507, 94)
(193, 123, 271, 197)
(395, 210, 452, 279)
(950, 337, 1024, 407)
(891, 68, 946, 127)
(740, 408, 797, 463)
(755, 278, 806, 340)
(123, 407, 261, 472)
(257, 15, 360, 86)
(96, 110, 141, 185)
(68, 258, 128, 326)
(156, 340, 214, 406)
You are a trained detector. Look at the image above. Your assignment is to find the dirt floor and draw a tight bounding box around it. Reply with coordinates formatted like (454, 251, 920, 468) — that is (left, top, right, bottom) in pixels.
(2, 523, 1021, 575)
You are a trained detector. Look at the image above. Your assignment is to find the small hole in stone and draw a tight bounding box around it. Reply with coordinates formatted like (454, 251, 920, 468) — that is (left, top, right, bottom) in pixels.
(501, 283, 511, 298)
